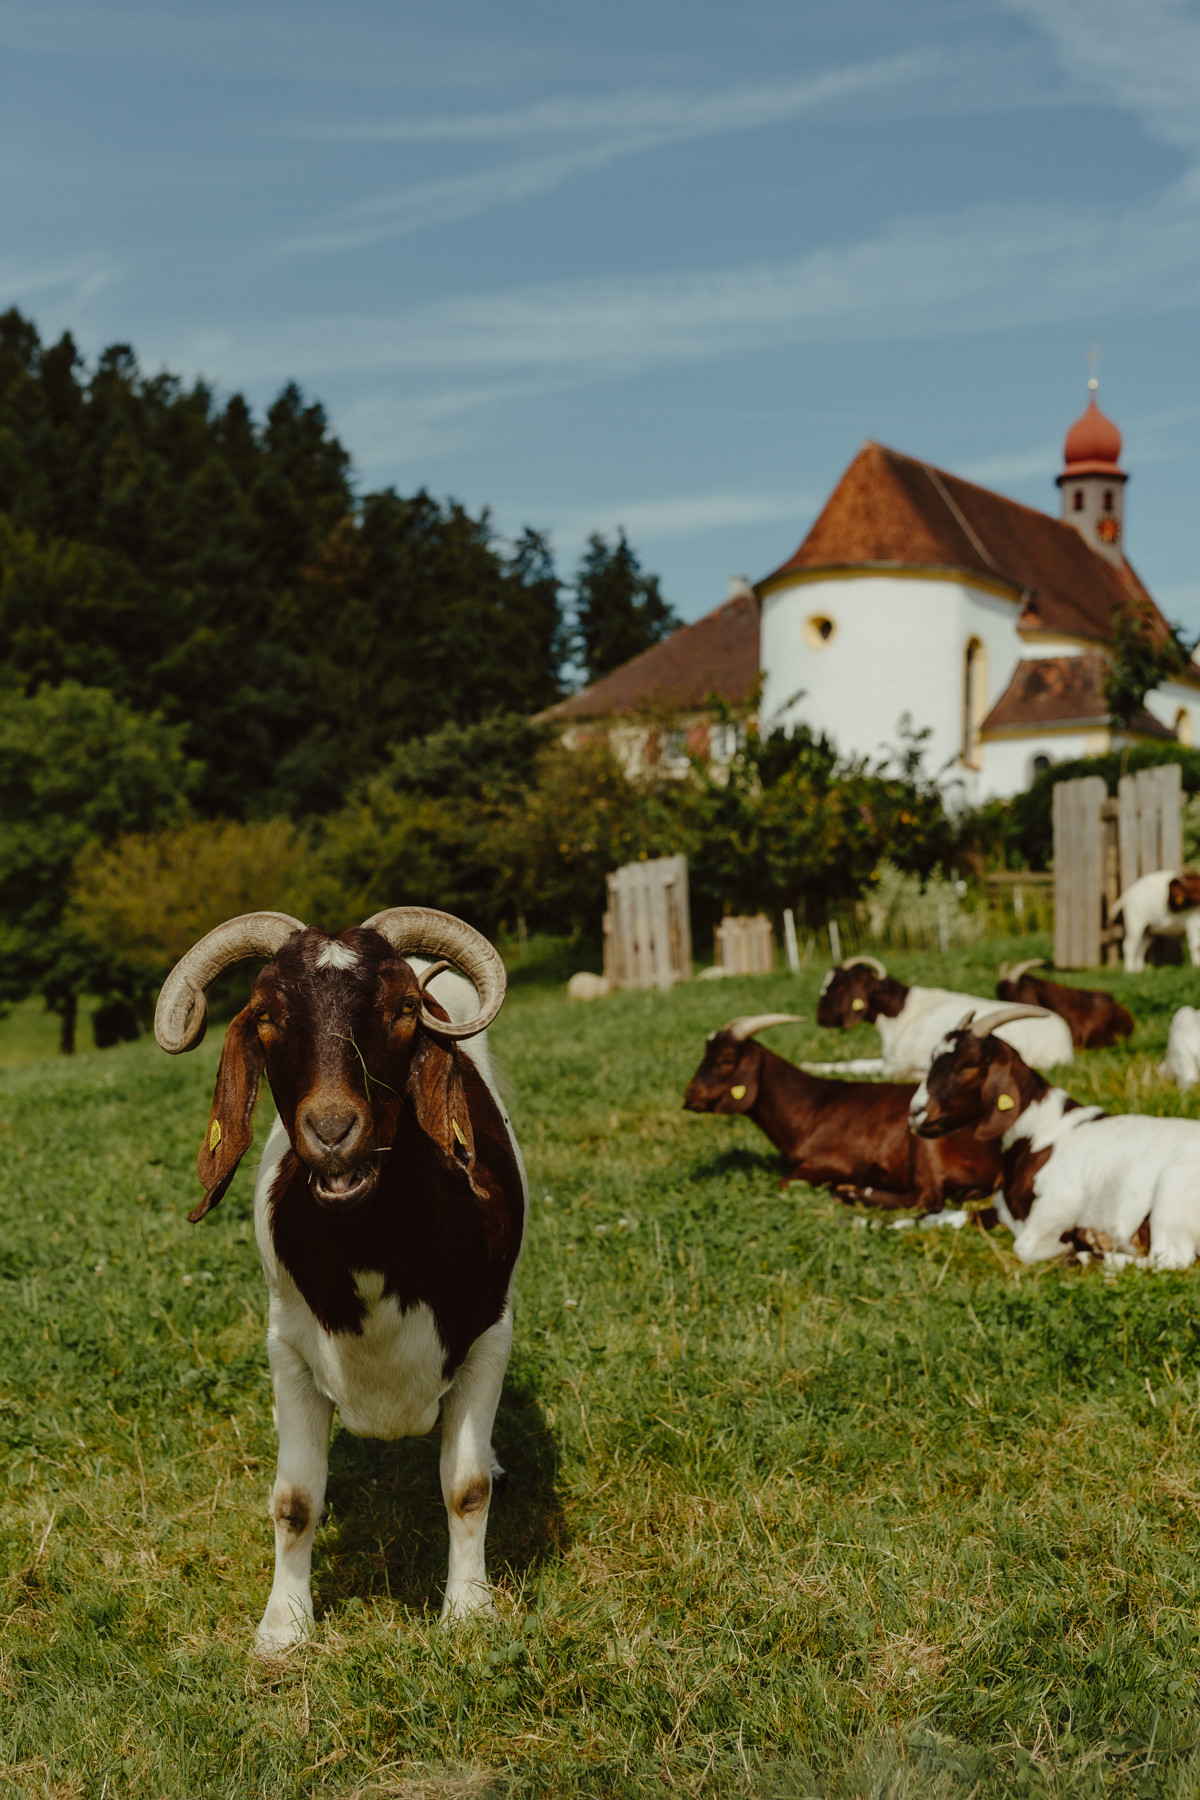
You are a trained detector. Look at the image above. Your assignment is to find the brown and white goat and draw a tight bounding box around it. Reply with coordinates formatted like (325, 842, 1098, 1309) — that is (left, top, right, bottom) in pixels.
(683, 1013, 1000, 1213)
(155, 907, 526, 1651)
(996, 959, 1134, 1050)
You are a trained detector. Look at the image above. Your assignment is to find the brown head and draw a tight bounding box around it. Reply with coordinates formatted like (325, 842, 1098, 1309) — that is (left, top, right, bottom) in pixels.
(154, 907, 505, 1224)
(815, 956, 906, 1028)
(995, 958, 1046, 1005)
(909, 1005, 1051, 1140)
(683, 1014, 803, 1114)
(1168, 873, 1200, 912)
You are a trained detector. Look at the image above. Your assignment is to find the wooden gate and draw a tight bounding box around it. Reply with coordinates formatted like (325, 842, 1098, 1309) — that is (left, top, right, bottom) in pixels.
(714, 914, 775, 975)
(603, 855, 692, 990)
(1053, 763, 1183, 968)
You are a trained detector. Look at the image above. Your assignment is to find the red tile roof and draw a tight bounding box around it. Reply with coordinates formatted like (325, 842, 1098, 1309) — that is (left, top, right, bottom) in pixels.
(981, 653, 1174, 739)
(762, 440, 1163, 646)
(541, 587, 760, 723)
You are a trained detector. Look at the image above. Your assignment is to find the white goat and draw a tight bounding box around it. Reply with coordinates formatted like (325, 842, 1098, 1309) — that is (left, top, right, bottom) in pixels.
(816, 956, 1073, 1080)
(1111, 870, 1200, 972)
(1161, 1005, 1200, 1089)
(911, 1006, 1200, 1269)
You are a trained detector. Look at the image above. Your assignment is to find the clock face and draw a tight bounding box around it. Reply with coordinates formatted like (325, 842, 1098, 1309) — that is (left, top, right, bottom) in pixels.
(1097, 515, 1120, 544)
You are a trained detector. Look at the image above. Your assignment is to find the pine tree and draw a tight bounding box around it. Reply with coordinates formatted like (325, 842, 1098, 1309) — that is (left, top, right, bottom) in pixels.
(572, 531, 678, 685)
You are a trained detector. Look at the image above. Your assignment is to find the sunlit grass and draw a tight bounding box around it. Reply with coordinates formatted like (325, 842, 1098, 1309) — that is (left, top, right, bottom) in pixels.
(4, 944, 1200, 1795)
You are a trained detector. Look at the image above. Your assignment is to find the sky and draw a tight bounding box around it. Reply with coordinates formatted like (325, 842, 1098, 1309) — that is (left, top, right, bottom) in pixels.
(2, 0, 1199, 631)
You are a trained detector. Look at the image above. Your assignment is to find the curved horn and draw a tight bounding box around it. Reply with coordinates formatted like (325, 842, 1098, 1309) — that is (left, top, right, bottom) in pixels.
(724, 1013, 804, 1042)
(969, 1004, 1055, 1039)
(999, 958, 1045, 984)
(361, 906, 506, 1041)
(155, 911, 306, 1054)
(841, 955, 887, 978)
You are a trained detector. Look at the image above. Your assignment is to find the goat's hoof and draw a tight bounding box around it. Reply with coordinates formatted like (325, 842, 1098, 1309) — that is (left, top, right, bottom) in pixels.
(440, 1584, 496, 1624)
(254, 1602, 313, 1656)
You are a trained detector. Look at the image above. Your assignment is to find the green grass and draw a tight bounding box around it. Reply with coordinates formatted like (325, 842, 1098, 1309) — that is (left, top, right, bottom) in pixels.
(6, 941, 1200, 1796)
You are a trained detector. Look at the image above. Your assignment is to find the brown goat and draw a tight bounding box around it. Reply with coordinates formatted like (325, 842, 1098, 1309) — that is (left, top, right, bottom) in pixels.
(683, 1013, 1001, 1212)
(995, 959, 1133, 1050)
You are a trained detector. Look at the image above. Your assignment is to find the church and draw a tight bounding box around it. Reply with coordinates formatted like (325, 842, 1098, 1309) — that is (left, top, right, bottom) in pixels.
(545, 388, 1199, 798)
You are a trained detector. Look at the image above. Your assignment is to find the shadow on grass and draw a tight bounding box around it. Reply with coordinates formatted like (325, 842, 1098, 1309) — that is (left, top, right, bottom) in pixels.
(684, 1143, 783, 1184)
(316, 1373, 566, 1618)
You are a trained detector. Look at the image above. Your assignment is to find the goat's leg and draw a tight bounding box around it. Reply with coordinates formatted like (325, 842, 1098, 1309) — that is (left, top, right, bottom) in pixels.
(834, 1183, 915, 1209)
(439, 1304, 512, 1622)
(255, 1337, 334, 1654)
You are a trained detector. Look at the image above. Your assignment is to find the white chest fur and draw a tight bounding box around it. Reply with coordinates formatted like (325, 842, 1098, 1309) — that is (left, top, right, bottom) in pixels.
(269, 1267, 449, 1439)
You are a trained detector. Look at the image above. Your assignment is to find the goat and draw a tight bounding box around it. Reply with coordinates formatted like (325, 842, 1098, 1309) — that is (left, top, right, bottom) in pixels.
(815, 955, 1073, 1079)
(996, 959, 1134, 1050)
(155, 906, 527, 1652)
(683, 1013, 1001, 1212)
(910, 1005, 1200, 1269)
(1110, 870, 1200, 972)
(1160, 1005, 1200, 1089)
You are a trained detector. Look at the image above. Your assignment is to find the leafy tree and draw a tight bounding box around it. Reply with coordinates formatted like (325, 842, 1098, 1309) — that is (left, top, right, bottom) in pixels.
(0, 684, 197, 1049)
(1103, 598, 1190, 731)
(572, 531, 678, 684)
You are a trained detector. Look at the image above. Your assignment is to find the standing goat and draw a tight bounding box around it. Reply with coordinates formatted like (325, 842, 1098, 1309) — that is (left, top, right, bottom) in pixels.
(683, 1014, 1000, 1212)
(910, 1006, 1200, 1269)
(816, 956, 1073, 1079)
(996, 959, 1134, 1050)
(155, 907, 526, 1651)
(1110, 871, 1200, 972)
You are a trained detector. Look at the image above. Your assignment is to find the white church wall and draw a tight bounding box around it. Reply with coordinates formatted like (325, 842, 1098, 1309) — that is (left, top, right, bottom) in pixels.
(759, 572, 1026, 792)
(979, 730, 1107, 798)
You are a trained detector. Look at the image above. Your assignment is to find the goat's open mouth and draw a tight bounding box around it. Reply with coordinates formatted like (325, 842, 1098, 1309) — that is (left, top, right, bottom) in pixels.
(312, 1165, 379, 1209)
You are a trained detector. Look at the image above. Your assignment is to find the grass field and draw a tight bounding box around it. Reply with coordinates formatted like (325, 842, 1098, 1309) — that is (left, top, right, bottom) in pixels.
(6, 939, 1200, 1797)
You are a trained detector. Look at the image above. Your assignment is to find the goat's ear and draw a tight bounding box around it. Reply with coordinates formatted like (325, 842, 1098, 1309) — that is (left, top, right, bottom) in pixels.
(1169, 877, 1187, 912)
(191, 1005, 265, 1223)
(408, 1027, 487, 1200)
(718, 1064, 758, 1113)
(975, 1053, 1020, 1140)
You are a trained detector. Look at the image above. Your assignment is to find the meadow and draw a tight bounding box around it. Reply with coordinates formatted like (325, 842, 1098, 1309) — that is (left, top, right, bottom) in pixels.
(5, 940, 1200, 1797)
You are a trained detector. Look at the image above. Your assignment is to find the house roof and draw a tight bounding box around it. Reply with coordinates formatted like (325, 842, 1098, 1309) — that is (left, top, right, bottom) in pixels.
(761, 439, 1164, 647)
(981, 653, 1175, 740)
(540, 586, 760, 723)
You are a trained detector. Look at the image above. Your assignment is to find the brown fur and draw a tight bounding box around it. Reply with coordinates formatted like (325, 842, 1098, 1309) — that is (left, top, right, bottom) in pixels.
(1168, 874, 1200, 912)
(816, 966, 909, 1029)
(995, 972, 1133, 1050)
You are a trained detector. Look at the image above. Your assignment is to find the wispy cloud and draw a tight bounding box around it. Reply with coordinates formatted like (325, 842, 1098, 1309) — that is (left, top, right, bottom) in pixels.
(281, 53, 944, 251)
(542, 488, 819, 547)
(0, 255, 116, 307)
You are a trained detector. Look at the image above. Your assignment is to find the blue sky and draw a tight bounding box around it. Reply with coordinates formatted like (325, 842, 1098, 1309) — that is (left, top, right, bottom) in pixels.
(2, 0, 1199, 630)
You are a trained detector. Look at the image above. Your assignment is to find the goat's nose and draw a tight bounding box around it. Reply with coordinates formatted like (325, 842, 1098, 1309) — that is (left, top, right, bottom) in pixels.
(305, 1106, 358, 1152)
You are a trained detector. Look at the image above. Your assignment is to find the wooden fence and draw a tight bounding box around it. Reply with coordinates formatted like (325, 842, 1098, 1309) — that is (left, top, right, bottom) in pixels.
(603, 855, 693, 990)
(714, 914, 775, 975)
(1053, 763, 1182, 968)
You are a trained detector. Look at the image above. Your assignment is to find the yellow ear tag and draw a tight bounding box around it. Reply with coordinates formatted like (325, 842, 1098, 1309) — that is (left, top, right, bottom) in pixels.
(208, 1119, 222, 1152)
(730, 1085, 747, 1100)
(996, 1094, 1015, 1112)
(451, 1117, 467, 1148)
(851, 997, 866, 1010)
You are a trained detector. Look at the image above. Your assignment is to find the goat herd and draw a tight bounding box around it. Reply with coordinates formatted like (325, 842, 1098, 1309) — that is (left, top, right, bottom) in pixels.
(145, 900, 1200, 1649)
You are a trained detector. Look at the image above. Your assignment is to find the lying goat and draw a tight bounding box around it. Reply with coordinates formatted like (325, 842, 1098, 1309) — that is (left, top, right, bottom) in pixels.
(155, 906, 526, 1651)
(816, 955, 1073, 1080)
(996, 959, 1133, 1050)
(1111, 870, 1200, 972)
(910, 1005, 1200, 1269)
(1160, 1005, 1200, 1089)
(683, 1013, 1000, 1212)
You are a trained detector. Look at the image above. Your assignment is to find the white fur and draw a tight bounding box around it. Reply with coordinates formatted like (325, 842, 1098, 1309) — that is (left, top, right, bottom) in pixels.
(1161, 1005, 1200, 1089)
(1111, 870, 1200, 973)
(987, 1088, 1200, 1270)
(871, 986, 1073, 1081)
(252, 961, 528, 1653)
(315, 939, 361, 971)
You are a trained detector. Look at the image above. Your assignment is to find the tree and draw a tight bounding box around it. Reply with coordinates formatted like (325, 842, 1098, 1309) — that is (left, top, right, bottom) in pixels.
(572, 531, 678, 684)
(1103, 598, 1190, 732)
(0, 684, 196, 1049)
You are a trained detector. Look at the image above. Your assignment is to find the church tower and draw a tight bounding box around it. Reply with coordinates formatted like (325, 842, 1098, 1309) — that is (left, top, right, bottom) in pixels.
(1056, 379, 1127, 567)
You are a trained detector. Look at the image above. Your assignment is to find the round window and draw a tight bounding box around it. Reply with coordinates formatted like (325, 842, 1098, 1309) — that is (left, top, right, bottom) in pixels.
(804, 614, 836, 649)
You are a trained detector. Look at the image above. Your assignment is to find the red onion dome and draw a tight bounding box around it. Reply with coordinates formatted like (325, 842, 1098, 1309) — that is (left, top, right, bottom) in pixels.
(1063, 394, 1122, 469)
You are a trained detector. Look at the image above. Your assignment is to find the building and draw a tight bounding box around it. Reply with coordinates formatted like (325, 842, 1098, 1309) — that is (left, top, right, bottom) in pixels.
(545, 389, 1198, 796)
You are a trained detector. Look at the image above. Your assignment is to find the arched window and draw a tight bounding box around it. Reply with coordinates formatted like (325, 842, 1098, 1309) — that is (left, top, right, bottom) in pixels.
(1102, 489, 1114, 513)
(1031, 753, 1051, 781)
(963, 638, 987, 769)
(1176, 708, 1194, 748)
(1072, 489, 1084, 512)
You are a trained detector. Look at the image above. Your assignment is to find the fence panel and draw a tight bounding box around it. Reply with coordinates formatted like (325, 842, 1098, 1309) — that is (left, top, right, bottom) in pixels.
(603, 855, 692, 990)
(1054, 776, 1105, 968)
(714, 914, 776, 974)
(1119, 762, 1183, 890)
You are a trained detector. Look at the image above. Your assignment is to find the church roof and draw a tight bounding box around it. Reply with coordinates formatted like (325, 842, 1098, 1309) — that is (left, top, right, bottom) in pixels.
(981, 653, 1174, 740)
(761, 440, 1162, 647)
(540, 585, 760, 723)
